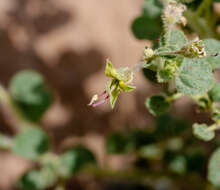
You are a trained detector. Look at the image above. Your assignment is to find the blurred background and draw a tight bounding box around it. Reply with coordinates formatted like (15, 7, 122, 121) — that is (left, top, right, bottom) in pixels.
(0, 0, 219, 190)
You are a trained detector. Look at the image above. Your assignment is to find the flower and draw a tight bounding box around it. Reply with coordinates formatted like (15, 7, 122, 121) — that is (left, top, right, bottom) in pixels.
(88, 59, 136, 108)
(162, 1, 186, 29)
(143, 47, 154, 61)
(181, 39, 207, 58)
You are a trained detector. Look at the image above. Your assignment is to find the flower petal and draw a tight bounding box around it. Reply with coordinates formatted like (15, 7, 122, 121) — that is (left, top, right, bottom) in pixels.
(119, 81, 136, 92)
(105, 59, 118, 79)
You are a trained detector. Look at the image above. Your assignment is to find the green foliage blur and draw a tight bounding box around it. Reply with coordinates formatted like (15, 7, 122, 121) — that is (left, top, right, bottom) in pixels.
(0, 0, 220, 190)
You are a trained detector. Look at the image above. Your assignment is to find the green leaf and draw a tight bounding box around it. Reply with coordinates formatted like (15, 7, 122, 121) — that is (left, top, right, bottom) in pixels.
(157, 69, 173, 83)
(159, 29, 187, 50)
(142, 68, 157, 83)
(131, 16, 162, 40)
(58, 146, 96, 178)
(203, 39, 220, 69)
(18, 164, 57, 190)
(106, 133, 133, 154)
(142, 0, 162, 19)
(208, 148, 220, 188)
(208, 83, 220, 102)
(175, 58, 214, 95)
(169, 30, 187, 50)
(105, 60, 117, 78)
(186, 148, 206, 172)
(145, 95, 171, 116)
(12, 128, 49, 160)
(192, 123, 215, 141)
(9, 70, 53, 121)
(128, 130, 156, 149)
(138, 144, 163, 160)
(18, 170, 45, 190)
(168, 155, 187, 174)
(155, 114, 189, 138)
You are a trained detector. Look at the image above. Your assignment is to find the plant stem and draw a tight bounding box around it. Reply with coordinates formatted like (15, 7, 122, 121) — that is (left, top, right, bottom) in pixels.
(208, 121, 220, 131)
(166, 93, 183, 102)
(165, 29, 171, 47)
(55, 184, 65, 190)
(0, 84, 39, 132)
(196, 0, 211, 17)
(82, 166, 207, 188)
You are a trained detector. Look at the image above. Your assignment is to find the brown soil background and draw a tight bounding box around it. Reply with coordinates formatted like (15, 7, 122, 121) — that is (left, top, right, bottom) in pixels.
(0, 1, 218, 190)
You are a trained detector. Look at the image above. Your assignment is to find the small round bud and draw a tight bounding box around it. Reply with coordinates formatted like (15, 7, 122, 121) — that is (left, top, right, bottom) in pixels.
(143, 47, 154, 61)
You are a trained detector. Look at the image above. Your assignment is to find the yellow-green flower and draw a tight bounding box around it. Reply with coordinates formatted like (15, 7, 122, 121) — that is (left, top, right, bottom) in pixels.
(105, 59, 136, 108)
(88, 59, 136, 108)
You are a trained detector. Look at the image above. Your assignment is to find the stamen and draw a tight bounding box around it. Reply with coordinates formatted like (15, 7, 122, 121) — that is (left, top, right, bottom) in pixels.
(98, 90, 107, 98)
(92, 95, 110, 107)
(92, 99, 105, 107)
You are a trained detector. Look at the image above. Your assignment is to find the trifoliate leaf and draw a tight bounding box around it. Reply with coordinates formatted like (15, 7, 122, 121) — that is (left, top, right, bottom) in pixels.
(175, 58, 214, 95)
(145, 95, 171, 116)
(208, 83, 220, 102)
(208, 148, 220, 187)
(12, 128, 49, 160)
(203, 39, 220, 69)
(9, 70, 53, 121)
(192, 123, 215, 141)
(58, 146, 96, 178)
(131, 16, 162, 40)
(105, 60, 118, 78)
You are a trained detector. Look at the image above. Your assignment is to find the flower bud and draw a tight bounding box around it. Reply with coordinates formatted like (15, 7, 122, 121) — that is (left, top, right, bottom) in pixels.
(163, 1, 186, 28)
(143, 47, 154, 61)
